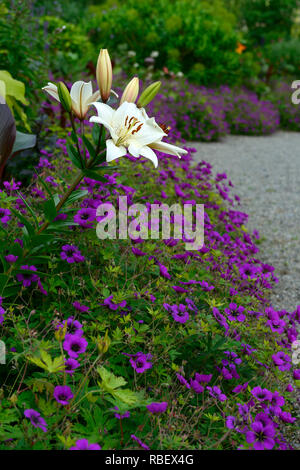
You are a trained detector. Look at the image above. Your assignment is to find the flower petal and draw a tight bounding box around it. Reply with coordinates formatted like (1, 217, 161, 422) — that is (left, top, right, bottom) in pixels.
(70, 81, 92, 105)
(106, 139, 127, 162)
(138, 145, 158, 168)
(149, 140, 187, 157)
(42, 82, 59, 101)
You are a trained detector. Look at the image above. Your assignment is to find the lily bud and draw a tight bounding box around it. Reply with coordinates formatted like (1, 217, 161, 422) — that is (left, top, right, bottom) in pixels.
(137, 81, 161, 108)
(96, 49, 112, 103)
(120, 77, 139, 105)
(57, 82, 72, 113)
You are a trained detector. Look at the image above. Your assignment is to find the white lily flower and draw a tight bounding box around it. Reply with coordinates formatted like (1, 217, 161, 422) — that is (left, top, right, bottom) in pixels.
(89, 101, 187, 167)
(42, 81, 100, 120)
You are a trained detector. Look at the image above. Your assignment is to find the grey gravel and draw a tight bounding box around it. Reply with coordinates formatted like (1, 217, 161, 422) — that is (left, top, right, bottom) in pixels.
(190, 131, 300, 311)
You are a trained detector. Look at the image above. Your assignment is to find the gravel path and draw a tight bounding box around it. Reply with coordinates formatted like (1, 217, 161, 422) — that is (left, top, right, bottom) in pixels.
(190, 131, 300, 312)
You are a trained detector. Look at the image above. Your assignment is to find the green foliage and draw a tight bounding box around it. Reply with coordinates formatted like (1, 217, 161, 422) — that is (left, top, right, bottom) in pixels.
(83, 0, 243, 85)
(38, 15, 94, 77)
(240, 0, 298, 45)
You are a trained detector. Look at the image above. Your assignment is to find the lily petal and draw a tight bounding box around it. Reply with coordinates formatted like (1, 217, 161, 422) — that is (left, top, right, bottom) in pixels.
(149, 141, 187, 157)
(70, 81, 92, 105)
(138, 145, 158, 168)
(42, 82, 59, 102)
(106, 139, 127, 162)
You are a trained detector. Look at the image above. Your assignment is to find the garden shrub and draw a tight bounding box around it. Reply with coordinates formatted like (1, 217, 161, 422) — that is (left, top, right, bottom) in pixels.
(83, 0, 243, 86)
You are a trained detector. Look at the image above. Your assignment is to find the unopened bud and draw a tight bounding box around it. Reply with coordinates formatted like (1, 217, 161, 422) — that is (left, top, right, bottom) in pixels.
(55, 321, 68, 342)
(97, 330, 111, 354)
(120, 77, 139, 105)
(57, 82, 72, 113)
(137, 81, 161, 108)
(96, 49, 112, 103)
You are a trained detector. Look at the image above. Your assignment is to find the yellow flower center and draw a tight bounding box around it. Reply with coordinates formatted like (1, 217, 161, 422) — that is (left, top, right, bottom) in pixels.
(116, 115, 144, 146)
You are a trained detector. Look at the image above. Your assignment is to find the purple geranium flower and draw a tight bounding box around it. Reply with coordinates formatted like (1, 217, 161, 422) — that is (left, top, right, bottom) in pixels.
(131, 434, 150, 450)
(251, 386, 272, 402)
(16, 265, 39, 287)
(64, 358, 80, 375)
(63, 334, 88, 358)
(53, 385, 73, 405)
(114, 407, 130, 419)
(73, 301, 89, 313)
(224, 303, 246, 322)
(206, 386, 227, 402)
(69, 439, 101, 450)
(24, 409, 47, 432)
(74, 208, 96, 228)
(246, 421, 275, 450)
(171, 304, 189, 323)
(272, 351, 291, 371)
(176, 373, 191, 389)
(147, 402, 168, 414)
(5, 254, 18, 263)
(293, 369, 300, 380)
(103, 295, 127, 311)
(190, 373, 212, 393)
(0, 208, 11, 225)
(124, 351, 153, 373)
(60, 245, 85, 263)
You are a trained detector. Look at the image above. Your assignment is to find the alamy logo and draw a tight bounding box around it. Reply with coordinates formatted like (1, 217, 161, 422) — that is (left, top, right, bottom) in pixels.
(0, 340, 5, 364)
(291, 80, 300, 104)
(96, 196, 204, 250)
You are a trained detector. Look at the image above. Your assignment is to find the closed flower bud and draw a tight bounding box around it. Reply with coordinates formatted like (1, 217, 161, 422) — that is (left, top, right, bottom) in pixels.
(57, 82, 72, 113)
(96, 49, 112, 103)
(137, 81, 161, 108)
(97, 330, 111, 354)
(120, 77, 139, 105)
(55, 321, 68, 342)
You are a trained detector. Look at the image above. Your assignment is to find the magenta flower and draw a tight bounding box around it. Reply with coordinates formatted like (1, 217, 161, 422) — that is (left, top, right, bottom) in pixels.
(74, 208, 96, 228)
(69, 439, 101, 450)
(251, 386, 272, 402)
(293, 369, 300, 380)
(4, 254, 18, 263)
(246, 421, 275, 450)
(176, 373, 191, 389)
(64, 358, 80, 375)
(114, 407, 130, 419)
(124, 351, 153, 373)
(158, 262, 171, 280)
(60, 245, 85, 263)
(53, 385, 73, 405)
(16, 265, 39, 287)
(190, 373, 212, 393)
(147, 402, 168, 414)
(63, 334, 88, 358)
(272, 351, 291, 371)
(103, 295, 127, 311)
(206, 386, 227, 402)
(73, 301, 89, 313)
(224, 303, 246, 322)
(24, 409, 47, 432)
(0, 208, 11, 225)
(172, 304, 189, 323)
(131, 434, 150, 450)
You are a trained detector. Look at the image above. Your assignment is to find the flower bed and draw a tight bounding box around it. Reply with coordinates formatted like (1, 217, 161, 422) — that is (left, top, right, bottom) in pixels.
(0, 60, 298, 451)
